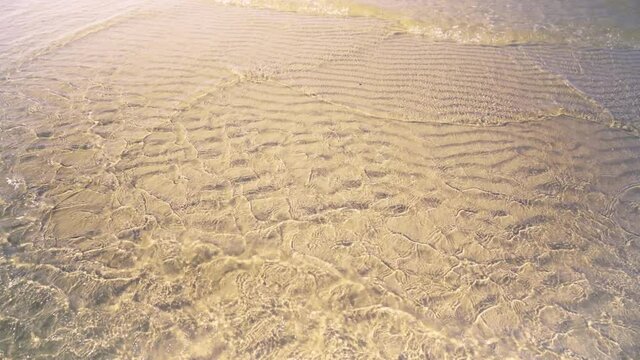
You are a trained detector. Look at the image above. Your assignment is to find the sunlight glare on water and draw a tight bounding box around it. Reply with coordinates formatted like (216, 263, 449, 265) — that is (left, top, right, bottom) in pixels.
(0, 0, 639, 358)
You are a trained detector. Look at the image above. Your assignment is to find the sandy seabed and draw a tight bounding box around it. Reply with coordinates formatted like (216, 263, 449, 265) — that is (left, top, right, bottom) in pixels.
(1, 0, 640, 359)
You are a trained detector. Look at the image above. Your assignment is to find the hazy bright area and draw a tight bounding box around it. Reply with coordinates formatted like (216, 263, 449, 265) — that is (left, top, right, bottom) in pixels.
(0, 0, 639, 359)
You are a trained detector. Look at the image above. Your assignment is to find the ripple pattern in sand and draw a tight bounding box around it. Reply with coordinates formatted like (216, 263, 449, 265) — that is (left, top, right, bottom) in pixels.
(0, 1, 639, 359)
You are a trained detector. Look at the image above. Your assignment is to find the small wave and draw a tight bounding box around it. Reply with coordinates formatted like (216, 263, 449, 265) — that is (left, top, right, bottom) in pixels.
(210, 0, 640, 47)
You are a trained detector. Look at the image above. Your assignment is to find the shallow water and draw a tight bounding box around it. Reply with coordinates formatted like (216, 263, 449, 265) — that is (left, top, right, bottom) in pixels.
(213, 0, 640, 46)
(0, 0, 639, 359)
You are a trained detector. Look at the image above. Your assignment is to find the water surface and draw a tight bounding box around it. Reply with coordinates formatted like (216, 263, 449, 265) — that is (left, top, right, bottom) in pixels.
(1, 0, 639, 359)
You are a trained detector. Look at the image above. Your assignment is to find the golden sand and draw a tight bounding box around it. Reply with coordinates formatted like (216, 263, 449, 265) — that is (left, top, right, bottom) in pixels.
(0, 0, 639, 359)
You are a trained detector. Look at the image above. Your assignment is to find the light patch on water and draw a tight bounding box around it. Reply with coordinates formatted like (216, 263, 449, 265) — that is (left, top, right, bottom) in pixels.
(211, 0, 350, 16)
(6, 177, 24, 191)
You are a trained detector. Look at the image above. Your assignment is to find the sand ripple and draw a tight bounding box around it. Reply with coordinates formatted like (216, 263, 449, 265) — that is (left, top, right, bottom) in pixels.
(0, 0, 639, 359)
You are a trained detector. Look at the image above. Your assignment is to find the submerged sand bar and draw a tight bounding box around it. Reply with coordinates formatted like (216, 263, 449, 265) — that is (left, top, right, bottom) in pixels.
(0, 0, 639, 358)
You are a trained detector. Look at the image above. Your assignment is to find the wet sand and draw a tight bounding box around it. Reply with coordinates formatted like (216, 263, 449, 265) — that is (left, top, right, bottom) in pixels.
(1, 0, 640, 359)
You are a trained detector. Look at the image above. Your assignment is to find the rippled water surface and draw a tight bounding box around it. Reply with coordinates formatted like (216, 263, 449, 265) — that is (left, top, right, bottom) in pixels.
(1, 0, 639, 359)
